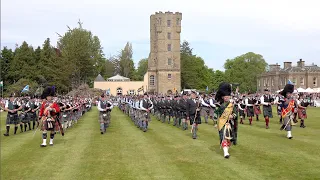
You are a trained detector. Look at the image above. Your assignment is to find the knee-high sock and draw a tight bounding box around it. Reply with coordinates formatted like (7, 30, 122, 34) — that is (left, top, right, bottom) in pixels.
(24, 124, 27, 131)
(265, 117, 269, 126)
(5, 125, 10, 134)
(50, 133, 54, 139)
(256, 115, 259, 121)
(14, 126, 18, 134)
(20, 124, 23, 132)
(28, 122, 31, 130)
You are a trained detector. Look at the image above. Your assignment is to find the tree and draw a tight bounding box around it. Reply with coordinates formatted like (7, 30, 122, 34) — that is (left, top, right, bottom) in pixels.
(135, 58, 148, 80)
(211, 70, 225, 92)
(0, 47, 14, 87)
(119, 42, 135, 78)
(180, 40, 193, 56)
(8, 41, 36, 82)
(57, 20, 104, 88)
(224, 52, 268, 92)
(5, 78, 38, 96)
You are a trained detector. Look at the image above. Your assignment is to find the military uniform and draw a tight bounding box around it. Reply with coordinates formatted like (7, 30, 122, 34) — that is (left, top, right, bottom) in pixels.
(186, 91, 201, 139)
(3, 95, 22, 136)
(260, 89, 273, 129)
(97, 94, 113, 134)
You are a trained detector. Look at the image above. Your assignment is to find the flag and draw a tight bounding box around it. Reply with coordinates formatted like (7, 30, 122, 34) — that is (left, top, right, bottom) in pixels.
(137, 86, 144, 92)
(21, 85, 29, 93)
(106, 88, 110, 95)
(206, 86, 209, 91)
(0, 81, 3, 87)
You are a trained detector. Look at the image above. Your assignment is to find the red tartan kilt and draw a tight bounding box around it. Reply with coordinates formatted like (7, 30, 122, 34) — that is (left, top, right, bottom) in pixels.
(298, 108, 307, 119)
(254, 106, 261, 115)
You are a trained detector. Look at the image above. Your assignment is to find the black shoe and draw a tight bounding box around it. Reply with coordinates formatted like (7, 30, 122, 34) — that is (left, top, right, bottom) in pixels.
(3, 133, 9, 136)
(40, 144, 47, 147)
(101, 132, 104, 135)
(224, 155, 230, 159)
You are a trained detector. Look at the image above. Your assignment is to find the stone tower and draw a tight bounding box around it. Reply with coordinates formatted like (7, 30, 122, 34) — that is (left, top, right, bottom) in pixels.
(147, 11, 182, 94)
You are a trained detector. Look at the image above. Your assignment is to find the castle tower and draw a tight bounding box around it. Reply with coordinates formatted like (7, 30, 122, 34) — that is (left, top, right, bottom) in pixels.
(147, 11, 182, 94)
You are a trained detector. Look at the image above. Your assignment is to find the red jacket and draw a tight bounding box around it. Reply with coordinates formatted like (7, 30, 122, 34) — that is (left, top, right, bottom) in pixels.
(39, 100, 60, 117)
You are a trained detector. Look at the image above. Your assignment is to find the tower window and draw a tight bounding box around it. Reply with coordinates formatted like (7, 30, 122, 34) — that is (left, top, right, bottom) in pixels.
(167, 32, 171, 39)
(168, 58, 172, 65)
(300, 77, 304, 85)
(167, 44, 171, 51)
(149, 75, 155, 86)
(167, 20, 171, 27)
(168, 74, 172, 79)
(176, 18, 180, 25)
(314, 77, 317, 87)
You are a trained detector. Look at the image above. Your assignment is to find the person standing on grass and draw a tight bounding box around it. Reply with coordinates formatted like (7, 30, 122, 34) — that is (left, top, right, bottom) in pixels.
(279, 82, 297, 139)
(214, 82, 238, 158)
(186, 90, 202, 139)
(39, 86, 60, 147)
(139, 93, 153, 132)
(97, 93, 113, 135)
(245, 93, 255, 125)
(260, 89, 273, 129)
(3, 94, 22, 136)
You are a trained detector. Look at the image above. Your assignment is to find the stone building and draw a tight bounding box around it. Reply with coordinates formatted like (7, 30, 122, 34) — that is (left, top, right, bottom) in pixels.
(94, 11, 182, 95)
(147, 11, 182, 94)
(257, 59, 320, 92)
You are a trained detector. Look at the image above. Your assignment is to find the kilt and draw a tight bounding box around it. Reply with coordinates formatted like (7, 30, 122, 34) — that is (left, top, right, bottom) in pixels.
(247, 106, 254, 117)
(218, 122, 236, 143)
(141, 111, 151, 121)
(254, 106, 261, 115)
(239, 109, 245, 117)
(200, 107, 210, 117)
(99, 111, 111, 123)
(20, 113, 29, 123)
(41, 117, 56, 131)
(6, 114, 19, 125)
(262, 105, 273, 118)
(27, 112, 37, 121)
(180, 112, 187, 120)
(189, 113, 201, 125)
(298, 108, 307, 119)
(175, 111, 181, 119)
(209, 108, 215, 117)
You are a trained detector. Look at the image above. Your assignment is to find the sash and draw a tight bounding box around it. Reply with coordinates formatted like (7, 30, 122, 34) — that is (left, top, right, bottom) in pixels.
(218, 103, 234, 131)
(281, 100, 294, 118)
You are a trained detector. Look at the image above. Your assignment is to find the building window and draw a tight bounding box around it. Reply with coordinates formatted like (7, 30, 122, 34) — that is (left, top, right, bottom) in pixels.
(271, 79, 274, 86)
(300, 77, 304, 85)
(168, 74, 172, 79)
(149, 75, 155, 86)
(167, 20, 171, 27)
(293, 78, 296, 85)
(176, 18, 180, 25)
(167, 32, 171, 39)
(168, 58, 172, 65)
(263, 79, 266, 87)
(314, 77, 317, 87)
(129, 90, 135, 95)
(167, 44, 171, 51)
(158, 18, 162, 25)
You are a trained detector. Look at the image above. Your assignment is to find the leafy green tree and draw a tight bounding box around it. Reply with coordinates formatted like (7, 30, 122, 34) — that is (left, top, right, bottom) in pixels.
(135, 58, 148, 80)
(119, 42, 135, 78)
(57, 20, 104, 88)
(8, 41, 36, 82)
(5, 78, 38, 96)
(0, 47, 14, 87)
(224, 52, 267, 92)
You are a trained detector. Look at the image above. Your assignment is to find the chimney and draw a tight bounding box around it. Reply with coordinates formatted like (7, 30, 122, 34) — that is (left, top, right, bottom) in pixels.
(269, 63, 280, 72)
(283, 62, 292, 69)
(297, 59, 305, 68)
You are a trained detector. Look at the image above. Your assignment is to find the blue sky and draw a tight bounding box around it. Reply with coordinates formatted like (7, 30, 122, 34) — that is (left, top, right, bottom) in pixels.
(2, 0, 320, 70)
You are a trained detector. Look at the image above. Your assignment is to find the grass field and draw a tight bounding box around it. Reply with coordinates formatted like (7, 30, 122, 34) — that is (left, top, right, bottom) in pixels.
(1, 107, 320, 180)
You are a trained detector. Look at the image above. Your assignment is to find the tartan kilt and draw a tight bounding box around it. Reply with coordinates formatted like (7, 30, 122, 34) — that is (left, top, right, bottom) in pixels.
(141, 111, 151, 121)
(42, 117, 56, 131)
(209, 108, 215, 117)
(262, 105, 273, 118)
(298, 108, 307, 119)
(99, 111, 111, 123)
(190, 113, 201, 125)
(254, 106, 261, 115)
(175, 111, 181, 119)
(180, 112, 187, 120)
(247, 106, 254, 117)
(6, 114, 19, 125)
(239, 109, 245, 117)
(27, 112, 37, 121)
(20, 113, 29, 123)
(200, 107, 210, 117)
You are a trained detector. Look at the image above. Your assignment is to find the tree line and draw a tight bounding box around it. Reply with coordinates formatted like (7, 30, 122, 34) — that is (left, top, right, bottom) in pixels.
(0, 21, 268, 96)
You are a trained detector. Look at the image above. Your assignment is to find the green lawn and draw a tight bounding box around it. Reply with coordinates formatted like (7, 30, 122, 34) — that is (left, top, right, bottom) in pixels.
(1, 107, 320, 180)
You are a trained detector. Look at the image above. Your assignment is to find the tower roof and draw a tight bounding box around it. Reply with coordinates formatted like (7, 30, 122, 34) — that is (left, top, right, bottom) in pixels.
(94, 74, 105, 82)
